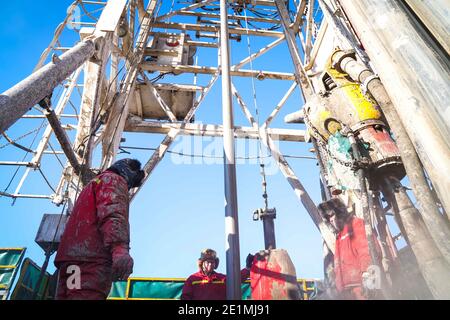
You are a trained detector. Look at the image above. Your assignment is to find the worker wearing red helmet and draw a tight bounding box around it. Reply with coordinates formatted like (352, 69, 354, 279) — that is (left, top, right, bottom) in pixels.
(181, 249, 253, 300)
(318, 198, 382, 300)
(54, 158, 145, 300)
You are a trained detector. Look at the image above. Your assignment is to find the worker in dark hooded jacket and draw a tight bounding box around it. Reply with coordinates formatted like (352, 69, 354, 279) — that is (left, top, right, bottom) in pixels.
(318, 198, 382, 300)
(181, 249, 253, 300)
(54, 158, 145, 300)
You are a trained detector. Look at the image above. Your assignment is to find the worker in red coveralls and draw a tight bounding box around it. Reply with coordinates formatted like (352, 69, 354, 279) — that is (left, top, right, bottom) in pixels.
(54, 158, 145, 300)
(181, 249, 254, 300)
(318, 198, 382, 300)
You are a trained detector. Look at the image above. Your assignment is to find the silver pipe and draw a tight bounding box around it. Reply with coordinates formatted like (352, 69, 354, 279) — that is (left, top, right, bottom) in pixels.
(332, 51, 450, 263)
(0, 40, 96, 132)
(403, 0, 450, 55)
(383, 178, 450, 299)
(347, 132, 380, 269)
(338, 0, 450, 219)
(0, 162, 31, 166)
(220, 0, 242, 300)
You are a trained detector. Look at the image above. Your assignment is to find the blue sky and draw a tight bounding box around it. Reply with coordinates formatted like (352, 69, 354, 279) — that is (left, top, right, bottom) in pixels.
(0, 0, 395, 282)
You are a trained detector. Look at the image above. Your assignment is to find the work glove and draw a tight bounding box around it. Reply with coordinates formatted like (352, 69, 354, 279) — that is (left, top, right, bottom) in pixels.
(246, 253, 255, 269)
(361, 272, 370, 298)
(111, 244, 134, 281)
(362, 270, 380, 299)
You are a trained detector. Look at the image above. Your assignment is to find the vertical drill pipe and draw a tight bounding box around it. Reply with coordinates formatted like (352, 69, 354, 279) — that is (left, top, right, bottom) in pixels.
(0, 40, 96, 132)
(347, 132, 380, 267)
(332, 53, 450, 264)
(368, 191, 395, 294)
(320, 177, 332, 201)
(312, 138, 332, 198)
(262, 215, 276, 250)
(314, 135, 333, 202)
(337, 0, 450, 220)
(220, 0, 242, 301)
(348, 134, 395, 299)
(373, 194, 398, 261)
(382, 178, 450, 299)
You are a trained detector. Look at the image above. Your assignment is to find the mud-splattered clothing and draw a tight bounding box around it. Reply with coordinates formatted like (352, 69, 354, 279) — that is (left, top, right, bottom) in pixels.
(55, 170, 130, 264)
(181, 269, 250, 300)
(54, 170, 130, 299)
(55, 261, 112, 300)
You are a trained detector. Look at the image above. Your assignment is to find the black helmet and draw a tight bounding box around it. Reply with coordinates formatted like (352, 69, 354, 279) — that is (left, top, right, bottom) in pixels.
(108, 158, 145, 189)
(318, 198, 349, 221)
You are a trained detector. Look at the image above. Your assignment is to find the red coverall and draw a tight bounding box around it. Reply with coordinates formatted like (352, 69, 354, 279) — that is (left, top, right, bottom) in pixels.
(181, 269, 250, 300)
(334, 217, 381, 300)
(54, 170, 130, 300)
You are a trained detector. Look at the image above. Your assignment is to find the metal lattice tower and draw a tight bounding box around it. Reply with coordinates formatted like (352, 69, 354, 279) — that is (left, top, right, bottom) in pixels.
(1, 0, 450, 299)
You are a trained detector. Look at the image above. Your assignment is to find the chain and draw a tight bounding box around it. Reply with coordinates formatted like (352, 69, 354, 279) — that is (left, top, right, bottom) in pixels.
(303, 111, 370, 170)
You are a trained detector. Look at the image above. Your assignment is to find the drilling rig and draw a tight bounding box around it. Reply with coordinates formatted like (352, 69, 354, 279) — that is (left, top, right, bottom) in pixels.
(0, 0, 449, 300)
